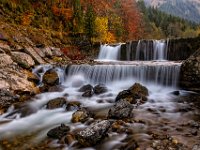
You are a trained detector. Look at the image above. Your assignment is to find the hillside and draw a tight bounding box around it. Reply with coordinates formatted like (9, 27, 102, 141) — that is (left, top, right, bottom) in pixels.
(143, 0, 200, 23)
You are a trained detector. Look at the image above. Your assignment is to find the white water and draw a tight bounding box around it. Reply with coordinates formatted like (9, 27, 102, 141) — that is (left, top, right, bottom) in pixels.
(98, 44, 121, 60)
(66, 61, 181, 87)
(136, 40, 168, 61)
(0, 40, 188, 149)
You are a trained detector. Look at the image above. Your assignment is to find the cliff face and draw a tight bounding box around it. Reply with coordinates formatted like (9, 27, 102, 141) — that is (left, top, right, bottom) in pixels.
(180, 48, 200, 92)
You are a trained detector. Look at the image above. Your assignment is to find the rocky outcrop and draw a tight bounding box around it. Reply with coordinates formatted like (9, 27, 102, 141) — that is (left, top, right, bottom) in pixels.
(11, 52, 35, 69)
(180, 48, 200, 92)
(0, 65, 38, 93)
(0, 89, 19, 109)
(0, 54, 13, 66)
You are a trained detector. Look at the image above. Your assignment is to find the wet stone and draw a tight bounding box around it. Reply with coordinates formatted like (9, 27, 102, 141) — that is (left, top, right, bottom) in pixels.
(42, 69, 59, 86)
(46, 97, 66, 109)
(108, 99, 133, 119)
(47, 124, 70, 139)
(66, 101, 81, 111)
(75, 120, 110, 146)
(94, 84, 108, 95)
(82, 90, 94, 97)
(78, 84, 93, 92)
(48, 85, 64, 92)
(71, 108, 92, 123)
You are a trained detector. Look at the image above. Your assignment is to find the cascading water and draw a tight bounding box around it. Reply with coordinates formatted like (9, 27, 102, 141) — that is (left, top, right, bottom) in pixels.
(135, 40, 168, 61)
(65, 62, 181, 87)
(1, 39, 198, 150)
(98, 44, 121, 60)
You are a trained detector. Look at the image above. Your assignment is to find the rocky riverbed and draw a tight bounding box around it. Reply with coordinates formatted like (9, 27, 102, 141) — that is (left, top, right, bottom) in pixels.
(0, 63, 200, 150)
(0, 28, 200, 149)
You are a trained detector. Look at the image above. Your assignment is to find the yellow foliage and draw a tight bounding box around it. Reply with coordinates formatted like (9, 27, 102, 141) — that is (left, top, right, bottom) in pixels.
(94, 17, 116, 43)
(105, 32, 116, 43)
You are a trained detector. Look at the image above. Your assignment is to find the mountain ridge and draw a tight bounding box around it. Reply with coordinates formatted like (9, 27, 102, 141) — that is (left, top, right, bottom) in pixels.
(142, 0, 200, 23)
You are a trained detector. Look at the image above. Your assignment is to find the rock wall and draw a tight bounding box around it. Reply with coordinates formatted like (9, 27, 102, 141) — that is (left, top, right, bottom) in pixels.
(180, 48, 200, 93)
(120, 37, 200, 61)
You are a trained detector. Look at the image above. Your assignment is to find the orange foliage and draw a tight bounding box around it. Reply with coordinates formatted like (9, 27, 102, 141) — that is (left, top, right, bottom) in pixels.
(120, 0, 143, 40)
(52, 5, 73, 20)
(21, 12, 34, 26)
(61, 47, 85, 60)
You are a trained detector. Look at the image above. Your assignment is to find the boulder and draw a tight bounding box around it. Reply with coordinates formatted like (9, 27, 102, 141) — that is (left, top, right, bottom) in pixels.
(0, 54, 13, 66)
(46, 97, 66, 109)
(116, 83, 148, 104)
(75, 120, 110, 146)
(50, 47, 63, 57)
(0, 89, 19, 109)
(71, 108, 92, 123)
(42, 69, 59, 86)
(108, 100, 133, 119)
(128, 83, 149, 97)
(11, 52, 35, 69)
(66, 101, 81, 111)
(82, 90, 94, 97)
(47, 124, 70, 139)
(94, 84, 108, 95)
(78, 84, 93, 92)
(24, 46, 45, 64)
(0, 65, 38, 93)
(180, 49, 200, 92)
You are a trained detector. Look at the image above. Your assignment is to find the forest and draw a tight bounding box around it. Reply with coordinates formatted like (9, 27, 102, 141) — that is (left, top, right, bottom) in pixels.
(0, 0, 199, 43)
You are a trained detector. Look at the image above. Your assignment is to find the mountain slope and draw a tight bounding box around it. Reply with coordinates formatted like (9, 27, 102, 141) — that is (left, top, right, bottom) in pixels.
(143, 0, 200, 23)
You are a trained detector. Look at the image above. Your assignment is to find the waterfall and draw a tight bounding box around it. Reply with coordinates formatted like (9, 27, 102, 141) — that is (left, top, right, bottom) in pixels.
(65, 62, 181, 87)
(135, 40, 168, 61)
(98, 44, 121, 60)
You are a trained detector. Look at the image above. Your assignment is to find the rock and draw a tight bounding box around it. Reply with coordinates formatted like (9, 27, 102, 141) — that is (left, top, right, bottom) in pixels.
(24, 46, 45, 64)
(11, 52, 35, 69)
(0, 89, 19, 109)
(128, 83, 149, 97)
(48, 85, 64, 92)
(46, 97, 66, 109)
(41, 47, 53, 57)
(116, 83, 148, 104)
(0, 42, 10, 51)
(82, 90, 94, 97)
(42, 69, 59, 86)
(64, 133, 75, 145)
(75, 120, 110, 146)
(108, 99, 133, 119)
(0, 65, 39, 93)
(25, 70, 40, 84)
(170, 91, 180, 96)
(116, 90, 138, 104)
(66, 101, 81, 111)
(180, 48, 200, 93)
(50, 47, 63, 57)
(71, 108, 92, 123)
(94, 84, 108, 95)
(47, 124, 70, 139)
(78, 84, 93, 92)
(0, 54, 13, 66)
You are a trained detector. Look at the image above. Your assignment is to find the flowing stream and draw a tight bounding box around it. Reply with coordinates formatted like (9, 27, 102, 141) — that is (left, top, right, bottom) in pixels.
(0, 41, 199, 150)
